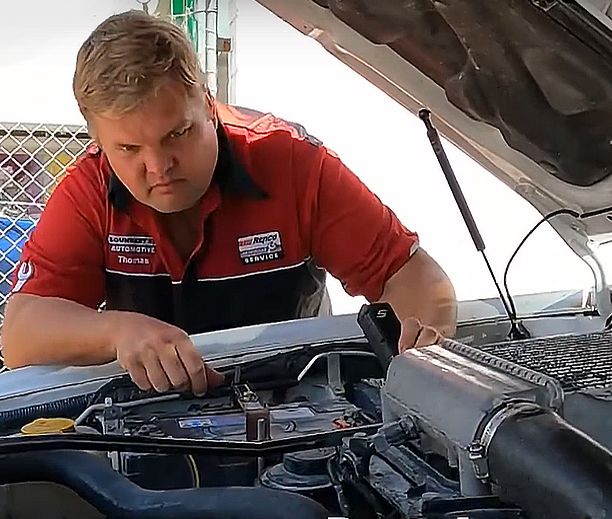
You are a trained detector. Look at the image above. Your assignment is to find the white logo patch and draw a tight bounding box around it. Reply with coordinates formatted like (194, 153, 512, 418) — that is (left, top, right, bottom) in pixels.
(108, 234, 156, 255)
(12, 261, 33, 293)
(238, 231, 284, 265)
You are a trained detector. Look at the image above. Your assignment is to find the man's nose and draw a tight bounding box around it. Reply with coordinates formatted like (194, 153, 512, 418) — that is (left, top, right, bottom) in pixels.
(143, 149, 174, 177)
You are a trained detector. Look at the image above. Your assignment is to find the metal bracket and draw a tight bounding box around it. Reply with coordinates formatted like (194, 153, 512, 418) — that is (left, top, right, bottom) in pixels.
(135, 0, 151, 13)
(327, 353, 344, 395)
(467, 442, 489, 480)
(583, 253, 612, 322)
(101, 397, 123, 472)
(296, 350, 377, 398)
(530, 0, 558, 11)
(233, 383, 270, 442)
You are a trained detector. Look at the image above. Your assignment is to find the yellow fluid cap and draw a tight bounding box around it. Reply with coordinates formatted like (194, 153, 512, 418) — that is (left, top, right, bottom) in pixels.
(20, 417, 76, 435)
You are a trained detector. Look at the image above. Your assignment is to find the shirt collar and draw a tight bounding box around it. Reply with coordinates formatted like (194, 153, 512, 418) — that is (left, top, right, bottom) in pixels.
(107, 121, 267, 212)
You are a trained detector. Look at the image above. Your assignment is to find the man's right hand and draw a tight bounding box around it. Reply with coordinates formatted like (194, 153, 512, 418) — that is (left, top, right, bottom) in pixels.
(109, 311, 225, 395)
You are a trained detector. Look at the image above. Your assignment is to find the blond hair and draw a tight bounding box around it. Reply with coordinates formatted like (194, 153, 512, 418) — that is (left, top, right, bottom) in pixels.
(73, 10, 204, 119)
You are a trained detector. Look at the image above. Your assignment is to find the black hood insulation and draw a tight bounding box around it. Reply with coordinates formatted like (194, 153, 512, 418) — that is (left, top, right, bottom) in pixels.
(310, 0, 612, 186)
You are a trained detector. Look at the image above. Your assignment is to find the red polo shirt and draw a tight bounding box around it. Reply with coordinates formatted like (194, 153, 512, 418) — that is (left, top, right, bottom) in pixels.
(11, 104, 419, 333)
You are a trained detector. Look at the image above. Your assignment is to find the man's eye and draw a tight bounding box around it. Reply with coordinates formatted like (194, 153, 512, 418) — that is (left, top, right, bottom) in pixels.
(171, 126, 190, 138)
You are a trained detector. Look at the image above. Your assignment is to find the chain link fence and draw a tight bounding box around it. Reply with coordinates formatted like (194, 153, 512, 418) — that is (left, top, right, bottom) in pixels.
(0, 122, 91, 370)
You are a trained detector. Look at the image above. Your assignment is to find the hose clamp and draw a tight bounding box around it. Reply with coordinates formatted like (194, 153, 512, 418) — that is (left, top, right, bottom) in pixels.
(469, 401, 542, 481)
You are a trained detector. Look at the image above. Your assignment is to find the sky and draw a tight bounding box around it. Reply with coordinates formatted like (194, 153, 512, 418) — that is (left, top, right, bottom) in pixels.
(0, 0, 596, 316)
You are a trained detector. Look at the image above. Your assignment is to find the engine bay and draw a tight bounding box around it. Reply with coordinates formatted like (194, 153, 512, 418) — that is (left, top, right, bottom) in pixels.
(1, 305, 612, 519)
(91, 365, 383, 495)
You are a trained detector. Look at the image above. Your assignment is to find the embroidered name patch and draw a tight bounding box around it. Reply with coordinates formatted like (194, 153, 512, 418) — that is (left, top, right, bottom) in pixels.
(238, 231, 284, 265)
(108, 234, 156, 255)
(107, 234, 156, 267)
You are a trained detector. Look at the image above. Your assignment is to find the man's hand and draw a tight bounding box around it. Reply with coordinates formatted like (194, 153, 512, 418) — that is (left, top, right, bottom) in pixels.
(1, 295, 224, 393)
(110, 311, 225, 395)
(399, 317, 444, 353)
(380, 248, 457, 354)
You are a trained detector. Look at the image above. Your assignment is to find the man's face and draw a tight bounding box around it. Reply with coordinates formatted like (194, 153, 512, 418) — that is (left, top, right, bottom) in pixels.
(91, 81, 219, 214)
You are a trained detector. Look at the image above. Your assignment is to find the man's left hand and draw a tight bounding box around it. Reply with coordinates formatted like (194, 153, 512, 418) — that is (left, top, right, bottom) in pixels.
(378, 248, 457, 355)
(399, 317, 444, 353)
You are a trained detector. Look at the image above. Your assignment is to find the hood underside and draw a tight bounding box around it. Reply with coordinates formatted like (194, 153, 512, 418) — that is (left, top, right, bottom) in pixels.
(255, 0, 612, 248)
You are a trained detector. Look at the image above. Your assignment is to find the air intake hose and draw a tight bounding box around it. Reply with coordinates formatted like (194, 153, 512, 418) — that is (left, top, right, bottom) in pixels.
(485, 404, 612, 519)
(0, 449, 328, 519)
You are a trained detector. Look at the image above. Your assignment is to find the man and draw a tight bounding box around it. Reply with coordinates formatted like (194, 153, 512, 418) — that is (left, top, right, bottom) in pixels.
(1, 10, 457, 395)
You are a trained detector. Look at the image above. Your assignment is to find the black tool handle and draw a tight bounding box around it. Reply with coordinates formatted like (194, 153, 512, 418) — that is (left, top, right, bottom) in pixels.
(357, 302, 401, 372)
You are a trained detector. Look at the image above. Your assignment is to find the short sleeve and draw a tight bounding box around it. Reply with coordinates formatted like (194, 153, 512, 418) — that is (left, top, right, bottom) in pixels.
(295, 140, 419, 301)
(9, 164, 106, 309)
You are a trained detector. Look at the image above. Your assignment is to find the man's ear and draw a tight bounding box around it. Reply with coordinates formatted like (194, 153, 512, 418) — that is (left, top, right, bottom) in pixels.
(204, 88, 218, 128)
(84, 114, 101, 148)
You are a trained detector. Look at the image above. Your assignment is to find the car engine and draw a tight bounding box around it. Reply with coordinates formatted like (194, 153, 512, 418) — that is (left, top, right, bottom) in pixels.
(1, 305, 612, 519)
(89, 361, 382, 498)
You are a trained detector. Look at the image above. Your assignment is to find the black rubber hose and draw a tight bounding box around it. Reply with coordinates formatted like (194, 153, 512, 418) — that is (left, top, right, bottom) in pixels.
(487, 407, 612, 519)
(0, 394, 93, 433)
(0, 449, 328, 519)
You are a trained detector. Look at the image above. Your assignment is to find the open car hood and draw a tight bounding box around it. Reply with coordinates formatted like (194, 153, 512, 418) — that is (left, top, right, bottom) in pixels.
(255, 0, 612, 257)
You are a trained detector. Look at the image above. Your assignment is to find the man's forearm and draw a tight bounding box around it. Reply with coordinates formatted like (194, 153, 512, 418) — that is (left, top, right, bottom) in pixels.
(380, 248, 458, 336)
(1, 294, 117, 368)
